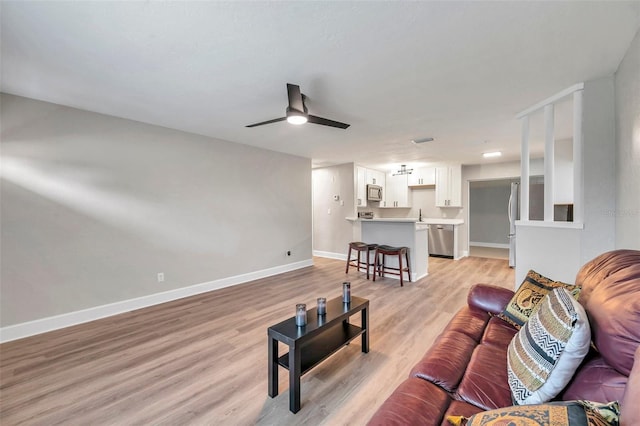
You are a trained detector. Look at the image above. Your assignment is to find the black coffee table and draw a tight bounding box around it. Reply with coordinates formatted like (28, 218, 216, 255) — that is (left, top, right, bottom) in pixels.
(267, 296, 369, 413)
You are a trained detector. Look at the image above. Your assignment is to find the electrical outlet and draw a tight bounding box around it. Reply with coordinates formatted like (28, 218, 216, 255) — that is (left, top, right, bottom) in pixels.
(327, 208, 331, 215)
(157, 272, 165, 282)
(287, 251, 291, 256)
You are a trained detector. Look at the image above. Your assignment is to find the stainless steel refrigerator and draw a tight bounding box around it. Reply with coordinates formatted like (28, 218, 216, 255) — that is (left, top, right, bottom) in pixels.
(508, 179, 545, 267)
(508, 182, 519, 268)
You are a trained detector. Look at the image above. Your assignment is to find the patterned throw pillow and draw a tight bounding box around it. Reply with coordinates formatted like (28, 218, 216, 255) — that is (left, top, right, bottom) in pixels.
(507, 287, 591, 405)
(497, 269, 581, 329)
(446, 400, 619, 426)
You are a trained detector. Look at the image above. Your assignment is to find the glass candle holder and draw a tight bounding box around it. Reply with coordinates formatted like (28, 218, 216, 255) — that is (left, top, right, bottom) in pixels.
(343, 282, 351, 303)
(317, 297, 327, 315)
(295, 303, 307, 327)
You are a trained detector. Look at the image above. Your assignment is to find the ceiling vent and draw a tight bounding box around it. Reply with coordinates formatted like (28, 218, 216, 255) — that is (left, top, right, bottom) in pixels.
(411, 137, 434, 144)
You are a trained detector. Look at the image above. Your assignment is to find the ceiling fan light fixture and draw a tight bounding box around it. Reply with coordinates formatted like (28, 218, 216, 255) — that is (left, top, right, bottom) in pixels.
(286, 106, 308, 125)
(286, 114, 308, 125)
(246, 83, 349, 129)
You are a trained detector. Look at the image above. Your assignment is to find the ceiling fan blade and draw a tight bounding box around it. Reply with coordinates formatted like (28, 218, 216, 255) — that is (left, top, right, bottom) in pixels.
(307, 114, 350, 129)
(245, 117, 287, 128)
(287, 83, 305, 113)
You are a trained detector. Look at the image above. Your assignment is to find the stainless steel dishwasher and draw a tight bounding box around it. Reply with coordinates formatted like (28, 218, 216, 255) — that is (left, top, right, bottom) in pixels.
(428, 224, 454, 258)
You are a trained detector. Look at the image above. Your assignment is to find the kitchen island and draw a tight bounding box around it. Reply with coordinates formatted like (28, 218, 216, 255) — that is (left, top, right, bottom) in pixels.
(346, 218, 428, 281)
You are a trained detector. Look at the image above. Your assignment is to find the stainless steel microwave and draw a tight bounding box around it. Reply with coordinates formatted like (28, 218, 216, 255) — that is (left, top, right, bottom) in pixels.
(367, 184, 383, 201)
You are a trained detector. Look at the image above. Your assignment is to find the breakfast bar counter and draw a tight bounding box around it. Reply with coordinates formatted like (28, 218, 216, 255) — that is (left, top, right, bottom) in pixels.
(346, 218, 428, 281)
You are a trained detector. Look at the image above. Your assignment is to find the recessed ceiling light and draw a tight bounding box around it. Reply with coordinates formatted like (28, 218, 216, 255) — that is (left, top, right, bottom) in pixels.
(483, 151, 502, 158)
(411, 137, 434, 144)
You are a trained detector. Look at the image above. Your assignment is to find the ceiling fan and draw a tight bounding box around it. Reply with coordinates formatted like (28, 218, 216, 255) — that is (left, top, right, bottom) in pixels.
(246, 83, 350, 129)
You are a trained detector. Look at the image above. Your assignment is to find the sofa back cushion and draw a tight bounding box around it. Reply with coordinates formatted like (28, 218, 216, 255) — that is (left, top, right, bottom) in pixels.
(575, 250, 640, 376)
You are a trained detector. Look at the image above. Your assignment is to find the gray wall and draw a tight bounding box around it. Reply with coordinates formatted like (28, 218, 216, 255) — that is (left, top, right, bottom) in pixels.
(469, 181, 512, 246)
(615, 29, 640, 249)
(0, 94, 312, 327)
(312, 163, 355, 257)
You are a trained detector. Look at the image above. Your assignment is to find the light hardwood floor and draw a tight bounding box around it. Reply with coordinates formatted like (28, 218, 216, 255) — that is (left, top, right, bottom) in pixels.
(468, 246, 510, 260)
(0, 256, 514, 425)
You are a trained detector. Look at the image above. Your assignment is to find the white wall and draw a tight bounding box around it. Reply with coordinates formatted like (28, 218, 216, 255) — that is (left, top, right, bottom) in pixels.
(312, 163, 355, 258)
(515, 226, 582, 284)
(580, 77, 617, 263)
(515, 76, 617, 287)
(0, 94, 312, 329)
(615, 29, 640, 249)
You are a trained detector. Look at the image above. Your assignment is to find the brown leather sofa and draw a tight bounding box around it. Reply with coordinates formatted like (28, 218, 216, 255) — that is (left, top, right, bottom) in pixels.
(368, 249, 640, 425)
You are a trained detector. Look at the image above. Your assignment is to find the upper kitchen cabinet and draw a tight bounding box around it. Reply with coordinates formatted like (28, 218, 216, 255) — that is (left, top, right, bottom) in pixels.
(381, 173, 411, 208)
(408, 167, 436, 187)
(435, 164, 462, 207)
(356, 166, 367, 207)
(366, 169, 385, 186)
(355, 166, 386, 207)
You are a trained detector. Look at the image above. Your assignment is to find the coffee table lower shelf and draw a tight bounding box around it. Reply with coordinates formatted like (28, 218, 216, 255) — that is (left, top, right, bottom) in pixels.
(277, 323, 363, 374)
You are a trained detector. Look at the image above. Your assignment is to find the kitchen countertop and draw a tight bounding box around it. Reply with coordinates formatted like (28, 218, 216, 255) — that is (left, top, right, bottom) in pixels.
(346, 217, 418, 223)
(417, 218, 464, 225)
(346, 217, 464, 225)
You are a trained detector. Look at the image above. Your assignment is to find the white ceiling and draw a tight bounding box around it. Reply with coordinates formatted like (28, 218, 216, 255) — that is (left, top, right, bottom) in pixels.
(2, 1, 639, 171)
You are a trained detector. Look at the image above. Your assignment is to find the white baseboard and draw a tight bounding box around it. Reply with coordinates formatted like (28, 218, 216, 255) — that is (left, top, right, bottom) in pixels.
(313, 250, 347, 261)
(0, 259, 314, 343)
(469, 242, 510, 249)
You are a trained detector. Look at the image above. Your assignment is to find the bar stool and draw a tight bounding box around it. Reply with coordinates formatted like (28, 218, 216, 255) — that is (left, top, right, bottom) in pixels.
(346, 242, 378, 279)
(373, 245, 411, 287)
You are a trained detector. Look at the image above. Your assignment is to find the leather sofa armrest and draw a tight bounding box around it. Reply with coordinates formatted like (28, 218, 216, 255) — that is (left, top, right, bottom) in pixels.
(621, 346, 640, 426)
(467, 284, 514, 315)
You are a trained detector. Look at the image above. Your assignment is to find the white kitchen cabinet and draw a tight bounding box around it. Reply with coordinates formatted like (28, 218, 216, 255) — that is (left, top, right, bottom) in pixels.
(356, 166, 367, 207)
(366, 169, 385, 186)
(355, 167, 385, 207)
(408, 167, 436, 186)
(381, 173, 411, 208)
(435, 164, 462, 207)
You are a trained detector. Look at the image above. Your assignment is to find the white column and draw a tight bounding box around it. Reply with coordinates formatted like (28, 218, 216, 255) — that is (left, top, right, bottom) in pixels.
(572, 90, 583, 223)
(520, 115, 529, 221)
(520, 116, 530, 221)
(544, 104, 555, 222)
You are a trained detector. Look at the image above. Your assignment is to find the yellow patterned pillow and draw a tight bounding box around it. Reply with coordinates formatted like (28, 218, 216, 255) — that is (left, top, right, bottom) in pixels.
(497, 269, 581, 329)
(446, 400, 619, 426)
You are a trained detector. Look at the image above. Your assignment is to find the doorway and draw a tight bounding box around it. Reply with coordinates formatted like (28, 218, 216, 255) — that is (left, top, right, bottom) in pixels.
(468, 178, 515, 260)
